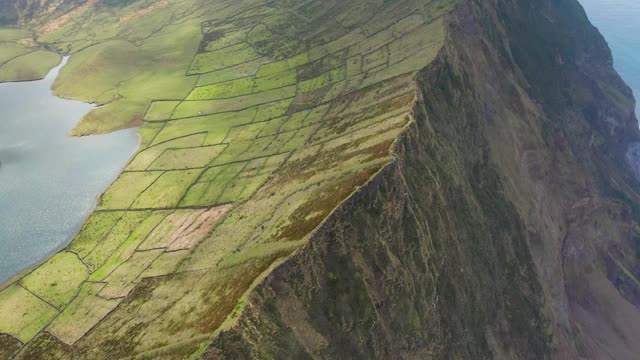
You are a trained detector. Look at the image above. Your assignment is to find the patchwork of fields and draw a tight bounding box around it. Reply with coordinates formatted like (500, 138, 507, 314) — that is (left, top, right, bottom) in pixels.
(0, 0, 455, 357)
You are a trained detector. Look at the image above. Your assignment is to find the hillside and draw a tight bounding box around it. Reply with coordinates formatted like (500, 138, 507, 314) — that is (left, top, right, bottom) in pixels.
(1, 0, 640, 359)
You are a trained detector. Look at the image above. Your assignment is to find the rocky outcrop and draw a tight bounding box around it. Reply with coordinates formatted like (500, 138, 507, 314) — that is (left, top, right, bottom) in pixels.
(203, 0, 640, 358)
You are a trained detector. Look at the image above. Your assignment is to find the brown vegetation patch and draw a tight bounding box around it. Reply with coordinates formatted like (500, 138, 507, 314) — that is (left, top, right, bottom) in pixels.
(323, 93, 413, 130)
(287, 86, 332, 114)
(168, 204, 233, 250)
(14, 332, 73, 359)
(16, 38, 37, 47)
(119, 0, 170, 23)
(141, 205, 232, 250)
(280, 134, 396, 184)
(141, 210, 205, 250)
(275, 167, 380, 241)
(193, 252, 293, 334)
(353, 139, 396, 162)
(38, 0, 99, 36)
(297, 50, 347, 81)
(99, 250, 164, 299)
(48, 285, 120, 345)
(197, 30, 225, 53)
(0, 333, 21, 359)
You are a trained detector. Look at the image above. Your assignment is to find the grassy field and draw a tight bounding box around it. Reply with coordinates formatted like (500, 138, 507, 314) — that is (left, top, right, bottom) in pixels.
(0, 0, 455, 357)
(0, 28, 61, 81)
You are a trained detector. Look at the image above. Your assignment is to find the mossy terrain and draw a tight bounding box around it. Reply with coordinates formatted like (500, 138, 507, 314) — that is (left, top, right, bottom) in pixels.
(0, 0, 454, 358)
(1, 0, 203, 134)
(2, 0, 640, 358)
(203, 0, 640, 358)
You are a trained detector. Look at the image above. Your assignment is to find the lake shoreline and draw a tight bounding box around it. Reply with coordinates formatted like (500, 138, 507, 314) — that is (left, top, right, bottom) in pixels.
(0, 56, 140, 284)
(580, 0, 640, 119)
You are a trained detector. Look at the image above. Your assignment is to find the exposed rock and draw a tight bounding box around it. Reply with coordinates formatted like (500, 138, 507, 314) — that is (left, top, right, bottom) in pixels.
(1, 0, 639, 358)
(204, 0, 640, 358)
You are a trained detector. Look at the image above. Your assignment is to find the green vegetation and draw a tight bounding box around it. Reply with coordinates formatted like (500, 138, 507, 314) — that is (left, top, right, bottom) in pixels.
(99, 249, 165, 298)
(187, 76, 255, 100)
(97, 172, 161, 210)
(47, 283, 119, 345)
(144, 100, 180, 121)
(0, 49, 61, 82)
(130, 170, 200, 208)
(68, 212, 124, 257)
(83, 211, 151, 272)
(141, 250, 190, 277)
(0, 285, 58, 342)
(0, 0, 205, 134)
(170, 85, 297, 119)
(188, 43, 259, 74)
(0, 0, 453, 358)
(52, 27, 199, 135)
(0, 28, 27, 41)
(20, 252, 88, 309)
(0, 44, 31, 63)
(0, 27, 61, 81)
(148, 145, 226, 170)
(196, 58, 268, 87)
(89, 211, 170, 281)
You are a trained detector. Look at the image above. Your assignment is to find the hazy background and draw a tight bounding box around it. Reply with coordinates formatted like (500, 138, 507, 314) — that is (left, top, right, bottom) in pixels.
(580, 0, 640, 119)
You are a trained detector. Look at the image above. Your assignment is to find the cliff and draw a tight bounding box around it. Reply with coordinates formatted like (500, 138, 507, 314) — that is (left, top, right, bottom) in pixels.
(1, 0, 639, 359)
(204, 0, 640, 358)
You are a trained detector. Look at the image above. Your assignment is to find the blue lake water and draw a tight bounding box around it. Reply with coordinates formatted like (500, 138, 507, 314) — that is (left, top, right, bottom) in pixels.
(580, 0, 640, 118)
(0, 58, 139, 284)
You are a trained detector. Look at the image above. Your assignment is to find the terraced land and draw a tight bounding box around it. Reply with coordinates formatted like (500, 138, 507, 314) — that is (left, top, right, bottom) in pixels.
(0, 0, 455, 358)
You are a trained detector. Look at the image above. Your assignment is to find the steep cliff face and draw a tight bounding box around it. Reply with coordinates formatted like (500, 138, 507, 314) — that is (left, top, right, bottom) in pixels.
(204, 0, 640, 358)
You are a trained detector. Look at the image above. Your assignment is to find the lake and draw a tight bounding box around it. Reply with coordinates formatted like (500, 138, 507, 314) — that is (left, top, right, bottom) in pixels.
(580, 0, 640, 118)
(0, 1, 636, 285)
(0, 57, 139, 284)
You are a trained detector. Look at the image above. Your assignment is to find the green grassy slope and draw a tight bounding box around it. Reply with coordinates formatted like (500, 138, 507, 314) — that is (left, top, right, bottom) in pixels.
(0, 0, 204, 133)
(0, 0, 455, 358)
(0, 28, 60, 81)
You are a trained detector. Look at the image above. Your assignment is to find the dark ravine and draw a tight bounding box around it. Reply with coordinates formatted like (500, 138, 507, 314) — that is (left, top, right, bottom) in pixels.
(203, 0, 640, 359)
